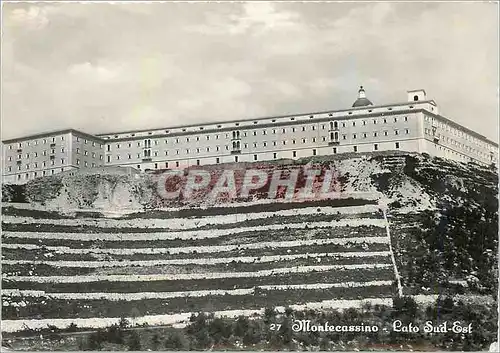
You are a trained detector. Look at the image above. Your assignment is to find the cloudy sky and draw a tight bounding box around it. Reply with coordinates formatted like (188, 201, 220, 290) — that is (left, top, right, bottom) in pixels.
(2, 1, 498, 142)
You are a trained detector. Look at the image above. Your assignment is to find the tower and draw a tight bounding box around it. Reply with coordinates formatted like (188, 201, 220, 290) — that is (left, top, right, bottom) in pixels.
(352, 86, 373, 107)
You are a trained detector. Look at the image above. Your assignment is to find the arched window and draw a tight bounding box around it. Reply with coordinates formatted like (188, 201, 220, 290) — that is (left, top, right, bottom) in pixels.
(237, 131, 240, 138)
(334, 132, 339, 140)
(414, 95, 419, 101)
(232, 131, 236, 139)
(334, 121, 338, 129)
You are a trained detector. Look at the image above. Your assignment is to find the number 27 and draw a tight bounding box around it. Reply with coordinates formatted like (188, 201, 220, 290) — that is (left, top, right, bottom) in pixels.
(270, 324, 282, 331)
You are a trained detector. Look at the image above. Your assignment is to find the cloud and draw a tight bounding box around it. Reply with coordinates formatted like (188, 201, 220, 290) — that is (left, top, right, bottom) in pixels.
(1, 2, 498, 144)
(8, 5, 49, 29)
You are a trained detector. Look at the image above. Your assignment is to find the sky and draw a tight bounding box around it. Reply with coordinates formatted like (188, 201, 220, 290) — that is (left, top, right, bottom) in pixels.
(2, 1, 499, 142)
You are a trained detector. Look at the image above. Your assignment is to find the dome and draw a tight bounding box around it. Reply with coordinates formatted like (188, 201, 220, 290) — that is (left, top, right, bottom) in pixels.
(352, 86, 373, 107)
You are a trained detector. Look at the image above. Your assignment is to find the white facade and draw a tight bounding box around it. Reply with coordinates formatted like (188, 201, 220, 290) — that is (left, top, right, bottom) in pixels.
(2, 130, 105, 184)
(2, 89, 498, 184)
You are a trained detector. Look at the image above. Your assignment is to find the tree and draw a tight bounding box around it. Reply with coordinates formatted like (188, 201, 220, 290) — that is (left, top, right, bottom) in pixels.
(126, 330, 141, 351)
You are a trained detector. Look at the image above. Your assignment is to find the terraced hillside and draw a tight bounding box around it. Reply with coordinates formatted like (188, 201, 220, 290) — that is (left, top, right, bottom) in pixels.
(1, 152, 498, 340)
(2, 198, 399, 332)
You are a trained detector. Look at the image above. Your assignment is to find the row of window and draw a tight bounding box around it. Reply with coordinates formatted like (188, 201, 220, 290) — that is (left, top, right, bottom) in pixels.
(7, 149, 103, 161)
(9, 136, 64, 149)
(105, 130, 412, 160)
(104, 118, 411, 150)
(139, 142, 403, 170)
(425, 129, 491, 157)
(15, 169, 62, 180)
(103, 106, 419, 140)
(425, 116, 492, 148)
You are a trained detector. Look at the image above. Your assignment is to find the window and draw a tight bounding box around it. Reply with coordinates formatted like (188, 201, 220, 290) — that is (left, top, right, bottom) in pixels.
(263, 142, 267, 147)
(302, 126, 305, 131)
(61, 158, 65, 164)
(216, 157, 220, 164)
(155, 163, 158, 169)
(77, 159, 81, 165)
(253, 154, 258, 161)
(373, 120, 377, 124)
(352, 122, 356, 127)
(292, 128, 296, 132)
(165, 162, 169, 168)
(395, 130, 399, 135)
(384, 131, 388, 136)
(292, 139, 296, 145)
(84, 150, 88, 156)
(404, 116, 408, 122)
(333, 147, 337, 154)
(395, 142, 400, 149)
(273, 152, 277, 159)
(128, 154, 131, 159)
(342, 123, 346, 128)
(353, 146, 358, 152)
(363, 133, 367, 138)
(234, 156, 239, 162)
(414, 95, 419, 101)
(394, 117, 398, 122)
(353, 134, 357, 139)
(106, 156, 110, 163)
(137, 165, 141, 169)
(383, 119, 387, 123)
(374, 144, 378, 151)
(107, 145, 110, 152)
(176, 161, 180, 167)
(405, 129, 409, 134)
(253, 131, 257, 136)
(363, 120, 366, 125)
(342, 135, 346, 140)
(312, 149, 317, 156)
(293, 151, 297, 158)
